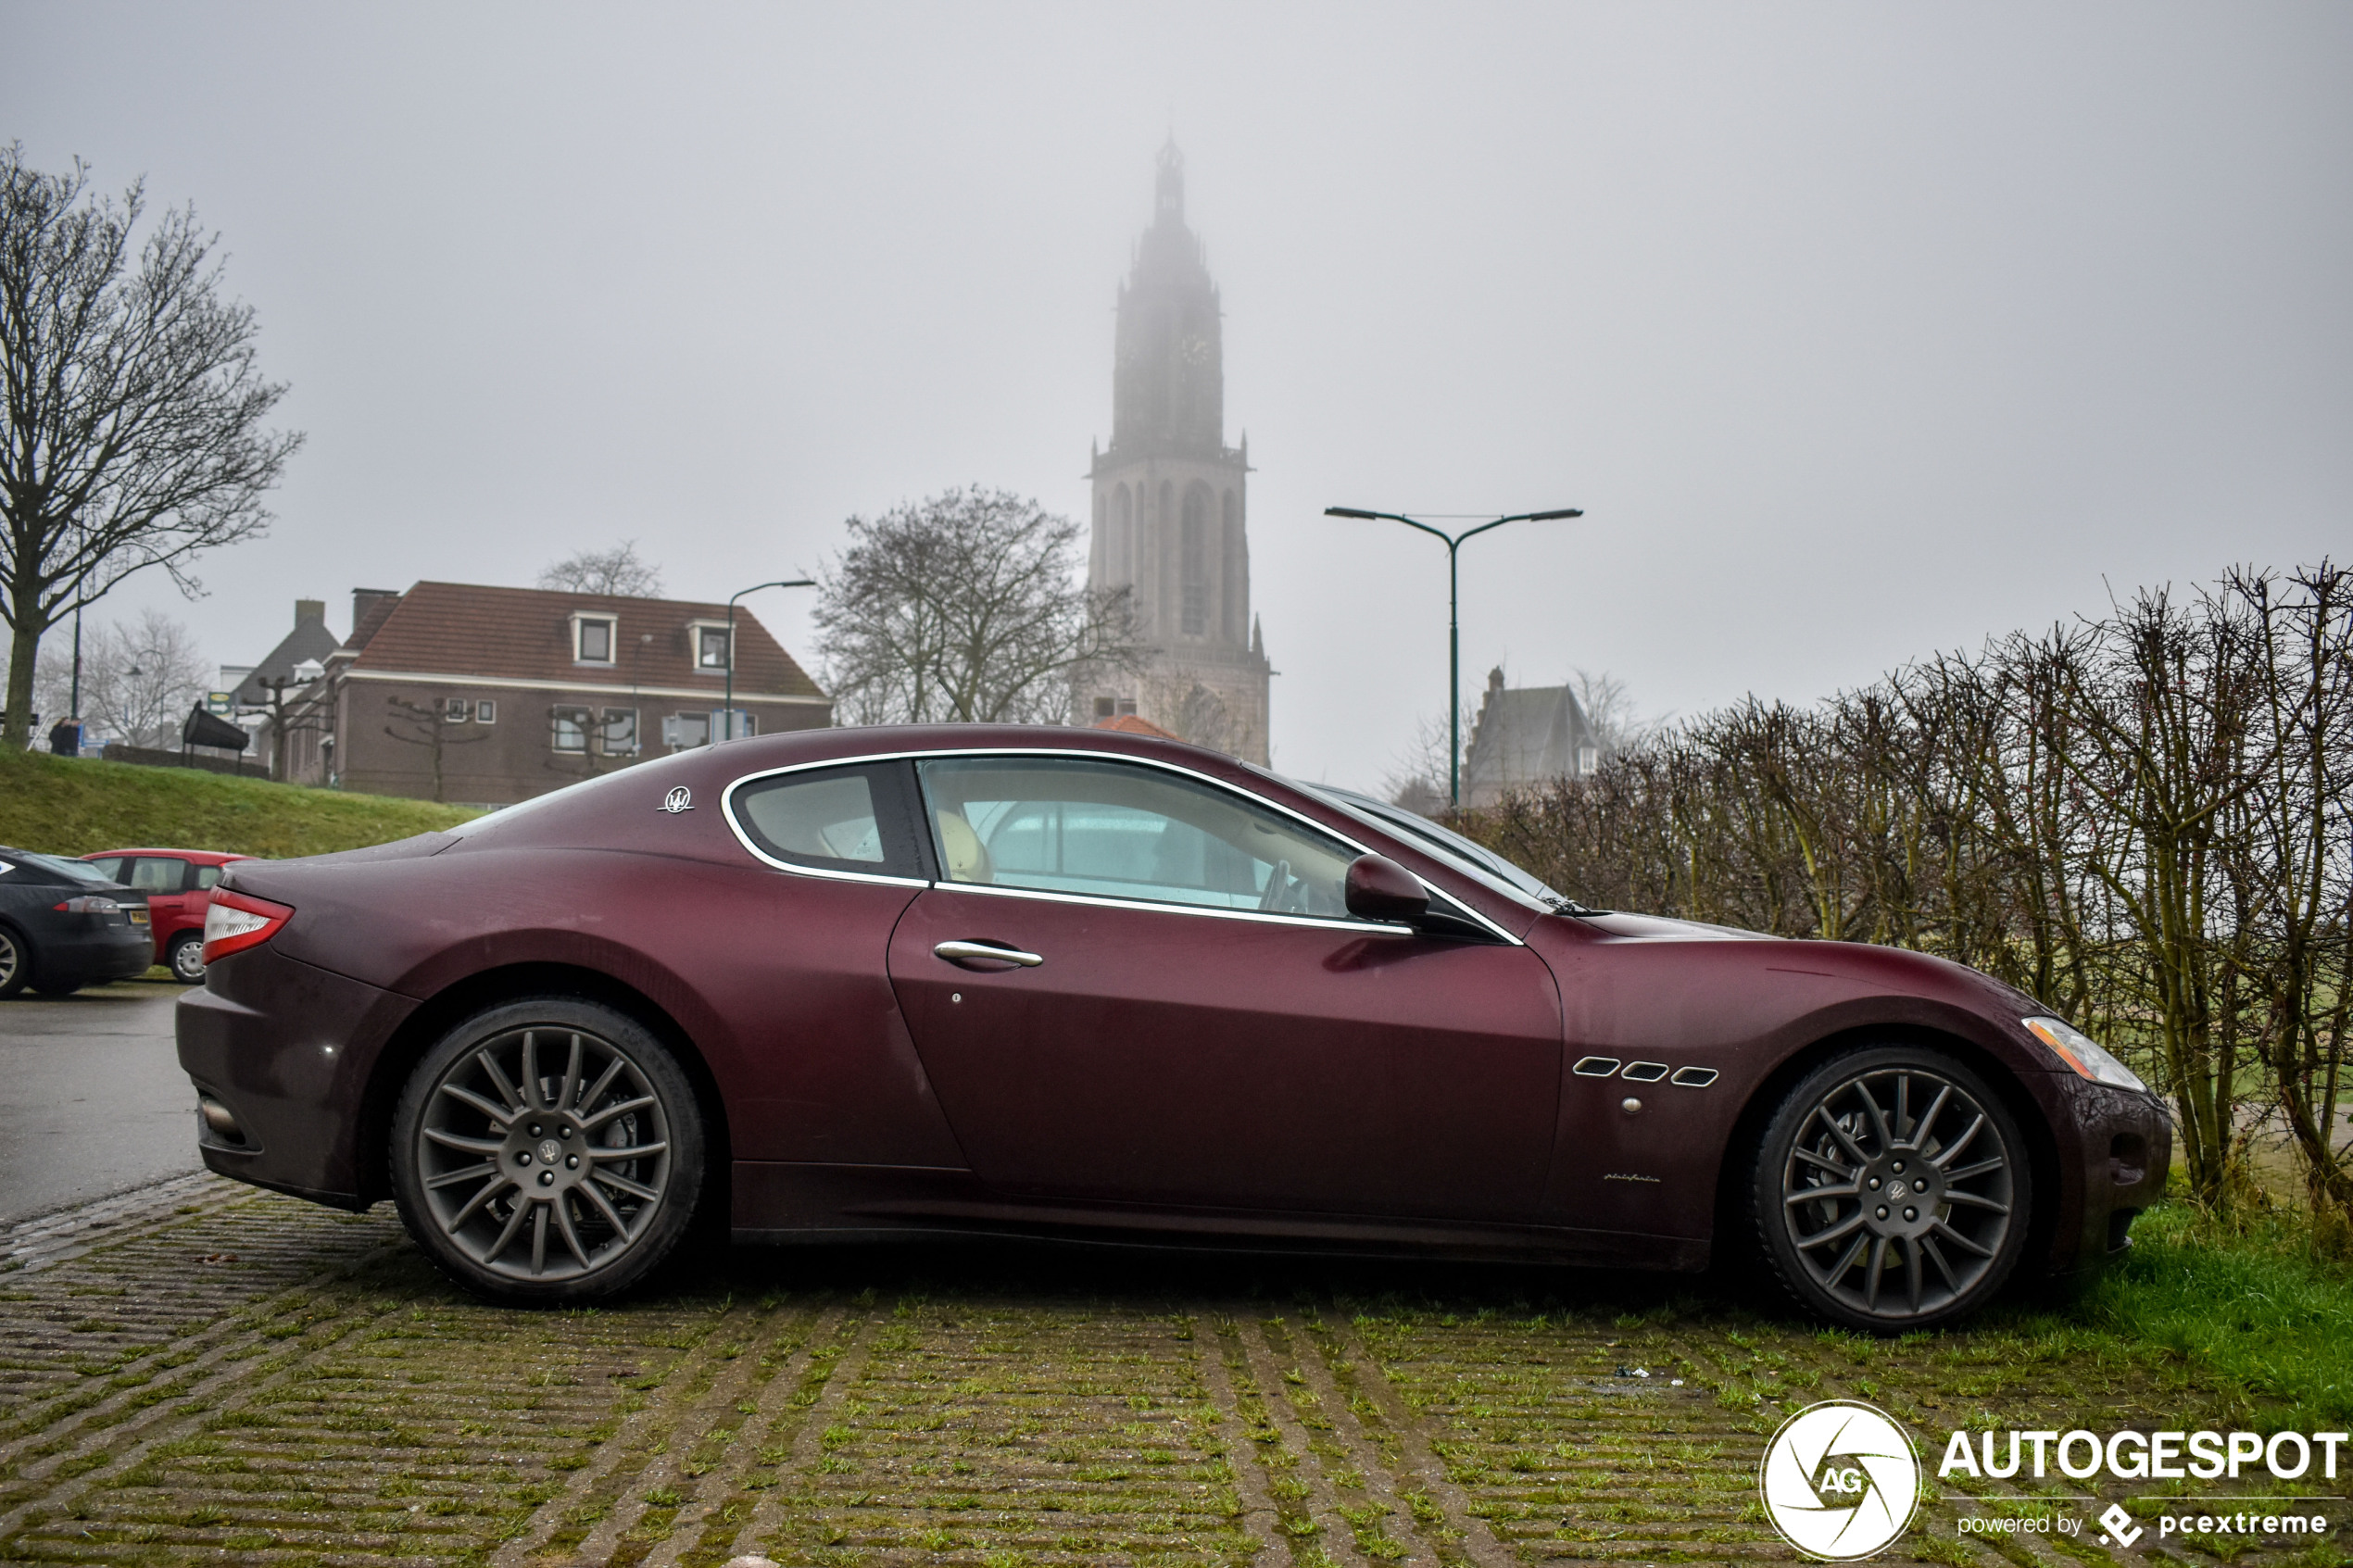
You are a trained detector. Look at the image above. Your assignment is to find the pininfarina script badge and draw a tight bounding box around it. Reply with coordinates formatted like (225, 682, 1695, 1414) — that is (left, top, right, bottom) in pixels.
(661, 785, 693, 814)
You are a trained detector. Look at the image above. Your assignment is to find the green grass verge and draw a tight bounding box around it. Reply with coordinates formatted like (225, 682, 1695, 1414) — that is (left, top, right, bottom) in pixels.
(2067, 1198, 2353, 1432)
(1, 746, 477, 859)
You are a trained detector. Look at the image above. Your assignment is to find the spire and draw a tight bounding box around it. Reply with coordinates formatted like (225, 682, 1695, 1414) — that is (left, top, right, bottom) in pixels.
(1155, 137, 1184, 227)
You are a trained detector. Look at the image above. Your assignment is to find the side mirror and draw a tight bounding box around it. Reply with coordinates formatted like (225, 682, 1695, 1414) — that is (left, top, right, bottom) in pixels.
(1343, 853, 1428, 923)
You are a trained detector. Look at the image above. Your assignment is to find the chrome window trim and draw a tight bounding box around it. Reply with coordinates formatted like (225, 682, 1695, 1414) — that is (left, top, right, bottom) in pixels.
(720, 746, 1522, 944)
(928, 878, 1409, 935)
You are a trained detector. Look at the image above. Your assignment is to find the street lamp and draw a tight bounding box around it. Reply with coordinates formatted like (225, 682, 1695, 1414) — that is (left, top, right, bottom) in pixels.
(719, 579, 816, 743)
(1325, 505, 1584, 809)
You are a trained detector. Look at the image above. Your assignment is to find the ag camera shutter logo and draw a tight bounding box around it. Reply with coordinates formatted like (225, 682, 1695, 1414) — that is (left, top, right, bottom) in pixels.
(1759, 1399, 1921, 1560)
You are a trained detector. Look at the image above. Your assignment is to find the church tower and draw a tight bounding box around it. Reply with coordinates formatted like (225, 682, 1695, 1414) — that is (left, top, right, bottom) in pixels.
(1081, 142, 1272, 764)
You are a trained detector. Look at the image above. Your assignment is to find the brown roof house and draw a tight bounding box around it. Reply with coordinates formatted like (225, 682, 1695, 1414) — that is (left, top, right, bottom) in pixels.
(278, 583, 830, 806)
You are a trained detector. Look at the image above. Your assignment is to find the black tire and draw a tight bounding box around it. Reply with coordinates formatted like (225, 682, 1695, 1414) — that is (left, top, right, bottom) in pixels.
(32, 979, 83, 997)
(1751, 1044, 2032, 1331)
(167, 933, 207, 984)
(0, 925, 28, 999)
(389, 997, 704, 1303)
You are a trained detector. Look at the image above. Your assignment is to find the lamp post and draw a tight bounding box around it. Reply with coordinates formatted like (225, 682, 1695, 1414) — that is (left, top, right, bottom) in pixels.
(1324, 506, 1584, 809)
(719, 579, 815, 743)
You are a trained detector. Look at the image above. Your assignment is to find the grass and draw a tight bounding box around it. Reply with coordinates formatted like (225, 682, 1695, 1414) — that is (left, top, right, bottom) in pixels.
(2071, 1197, 2353, 1432)
(0, 746, 477, 859)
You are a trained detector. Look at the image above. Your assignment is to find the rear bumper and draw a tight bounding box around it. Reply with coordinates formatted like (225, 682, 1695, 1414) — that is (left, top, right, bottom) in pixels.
(175, 945, 418, 1208)
(34, 924, 155, 985)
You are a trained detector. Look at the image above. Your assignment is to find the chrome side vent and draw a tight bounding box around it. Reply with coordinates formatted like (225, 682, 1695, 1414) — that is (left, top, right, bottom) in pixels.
(1621, 1061, 1670, 1083)
(1669, 1066, 1719, 1088)
(1571, 1056, 1623, 1077)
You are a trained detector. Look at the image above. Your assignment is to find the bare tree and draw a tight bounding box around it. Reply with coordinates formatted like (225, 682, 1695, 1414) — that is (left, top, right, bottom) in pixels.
(538, 541, 664, 597)
(383, 695, 489, 803)
(1, 147, 303, 747)
(815, 487, 1137, 725)
(78, 608, 210, 748)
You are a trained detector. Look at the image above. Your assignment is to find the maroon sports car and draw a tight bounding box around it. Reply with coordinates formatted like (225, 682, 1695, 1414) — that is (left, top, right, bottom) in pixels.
(179, 724, 2168, 1328)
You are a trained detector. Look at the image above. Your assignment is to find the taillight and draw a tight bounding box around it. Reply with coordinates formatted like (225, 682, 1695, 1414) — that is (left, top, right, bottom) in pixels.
(53, 896, 122, 914)
(203, 889, 294, 962)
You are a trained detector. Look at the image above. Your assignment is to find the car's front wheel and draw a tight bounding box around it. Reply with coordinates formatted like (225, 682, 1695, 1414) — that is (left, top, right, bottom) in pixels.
(390, 997, 704, 1302)
(1751, 1045, 2032, 1331)
(168, 934, 206, 984)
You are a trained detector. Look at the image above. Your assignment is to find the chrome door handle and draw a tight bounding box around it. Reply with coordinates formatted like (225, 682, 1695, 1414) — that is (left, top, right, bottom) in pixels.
(933, 940, 1044, 970)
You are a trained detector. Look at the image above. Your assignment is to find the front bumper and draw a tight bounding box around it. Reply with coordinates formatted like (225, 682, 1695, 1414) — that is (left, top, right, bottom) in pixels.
(176, 944, 419, 1208)
(2041, 1071, 2171, 1276)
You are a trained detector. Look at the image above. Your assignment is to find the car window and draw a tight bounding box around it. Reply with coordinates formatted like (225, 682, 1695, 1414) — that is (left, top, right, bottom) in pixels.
(731, 762, 925, 878)
(127, 857, 191, 893)
(82, 857, 128, 883)
(22, 853, 114, 885)
(193, 864, 226, 890)
(917, 756, 1358, 918)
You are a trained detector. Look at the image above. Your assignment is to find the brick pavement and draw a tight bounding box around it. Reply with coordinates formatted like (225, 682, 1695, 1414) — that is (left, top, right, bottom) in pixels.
(0, 1177, 2338, 1566)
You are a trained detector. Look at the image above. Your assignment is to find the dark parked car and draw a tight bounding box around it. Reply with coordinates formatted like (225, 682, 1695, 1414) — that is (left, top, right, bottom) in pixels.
(0, 848, 154, 998)
(82, 849, 251, 982)
(178, 725, 2169, 1328)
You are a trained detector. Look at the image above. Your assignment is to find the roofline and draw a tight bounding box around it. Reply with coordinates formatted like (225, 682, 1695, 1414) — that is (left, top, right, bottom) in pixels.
(332, 668, 830, 705)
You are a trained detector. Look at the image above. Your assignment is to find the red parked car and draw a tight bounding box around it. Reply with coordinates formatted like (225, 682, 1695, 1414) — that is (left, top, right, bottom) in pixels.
(177, 726, 2168, 1328)
(82, 849, 251, 983)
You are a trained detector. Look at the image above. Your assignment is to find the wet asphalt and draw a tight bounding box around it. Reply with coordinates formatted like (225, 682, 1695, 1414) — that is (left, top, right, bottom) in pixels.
(0, 979, 201, 1225)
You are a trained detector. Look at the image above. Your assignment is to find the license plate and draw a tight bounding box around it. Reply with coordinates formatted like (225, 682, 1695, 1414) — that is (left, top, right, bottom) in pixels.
(129, 909, 150, 926)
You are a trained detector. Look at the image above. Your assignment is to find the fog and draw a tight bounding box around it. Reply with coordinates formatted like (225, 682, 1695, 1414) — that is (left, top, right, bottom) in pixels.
(6, 3, 2348, 788)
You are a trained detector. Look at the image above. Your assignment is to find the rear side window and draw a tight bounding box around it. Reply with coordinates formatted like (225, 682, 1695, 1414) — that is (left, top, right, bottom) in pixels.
(730, 763, 926, 880)
(83, 857, 127, 883)
(193, 864, 226, 890)
(127, 858, 191, 893)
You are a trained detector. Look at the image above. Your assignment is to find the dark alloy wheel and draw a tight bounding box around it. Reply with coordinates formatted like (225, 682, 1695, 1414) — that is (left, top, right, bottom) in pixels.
(390, 998, 704, 1302)
(0, 925, 26, 1000)
(168, 934, 207, 984)
(1752, 1046, 2032, 1330)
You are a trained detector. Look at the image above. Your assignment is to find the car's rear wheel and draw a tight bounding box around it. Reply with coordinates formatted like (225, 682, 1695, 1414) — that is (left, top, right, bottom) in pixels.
(1751, 1045, 2032, 1331)
(390, 997, 704, 1302)
(168, 934, 206, 984)
(0, 925, 27, 999)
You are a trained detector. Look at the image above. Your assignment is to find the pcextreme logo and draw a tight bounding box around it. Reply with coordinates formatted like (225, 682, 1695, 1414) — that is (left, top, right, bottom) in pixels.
(1758, 1400, 1922, 1561)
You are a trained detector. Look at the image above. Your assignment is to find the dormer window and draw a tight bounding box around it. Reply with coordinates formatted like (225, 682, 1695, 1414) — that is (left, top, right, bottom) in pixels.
(690, 621, 733, 672)
(573, 614, 617, 665)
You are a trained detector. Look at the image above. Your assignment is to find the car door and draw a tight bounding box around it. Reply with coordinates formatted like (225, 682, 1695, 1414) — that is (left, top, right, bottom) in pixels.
(124, 857, 193, 943)
(884, 753, 1563, 1222)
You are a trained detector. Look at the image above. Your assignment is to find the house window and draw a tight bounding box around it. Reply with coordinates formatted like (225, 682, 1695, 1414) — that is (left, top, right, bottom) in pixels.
(551, 706, 591, 751)
(1117, 698, 1137, 717)
(475, 699, 497, 724)
(599, 708, 639, 756)
(573, 616, 616, 664)
(443, 696, 470, 724)
(696, 625, 732, 671)
(1095, 696, 1115, 718)
(662, 711, 710, 750)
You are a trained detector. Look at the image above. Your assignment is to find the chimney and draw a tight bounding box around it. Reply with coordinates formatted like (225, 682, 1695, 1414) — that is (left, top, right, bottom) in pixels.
(296, 597, 325, 627)
(350, 587, 399, 642)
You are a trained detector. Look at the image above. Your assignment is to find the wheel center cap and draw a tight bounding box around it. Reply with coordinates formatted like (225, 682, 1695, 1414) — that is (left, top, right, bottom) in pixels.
(537, 1138, 562, 1164)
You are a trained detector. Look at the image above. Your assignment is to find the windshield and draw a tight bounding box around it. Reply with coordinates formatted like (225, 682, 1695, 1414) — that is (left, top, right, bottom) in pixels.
(1295, 783, 1592, 914)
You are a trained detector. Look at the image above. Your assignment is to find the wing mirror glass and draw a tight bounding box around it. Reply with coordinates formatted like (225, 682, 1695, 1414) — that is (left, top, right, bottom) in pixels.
(1343, 853, 1428, 923)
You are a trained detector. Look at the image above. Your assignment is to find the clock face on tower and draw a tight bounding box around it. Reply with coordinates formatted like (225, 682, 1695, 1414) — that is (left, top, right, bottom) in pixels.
(1181, 332, 1210, 366)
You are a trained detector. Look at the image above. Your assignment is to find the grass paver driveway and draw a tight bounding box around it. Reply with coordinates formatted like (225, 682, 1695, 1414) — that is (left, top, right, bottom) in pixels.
(0, 1176, 2342, 1567)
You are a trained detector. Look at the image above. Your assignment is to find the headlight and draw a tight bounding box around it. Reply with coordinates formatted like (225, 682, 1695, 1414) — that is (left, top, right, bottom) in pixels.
(2022, 1017, 2148, 1093)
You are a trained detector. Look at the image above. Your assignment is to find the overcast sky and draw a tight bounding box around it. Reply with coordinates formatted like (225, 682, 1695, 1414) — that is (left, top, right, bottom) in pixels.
(8, 3, 2349, 788)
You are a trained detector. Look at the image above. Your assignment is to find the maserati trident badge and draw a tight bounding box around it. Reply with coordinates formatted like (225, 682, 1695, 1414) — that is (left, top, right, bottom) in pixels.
(661, 785, 693, 814)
